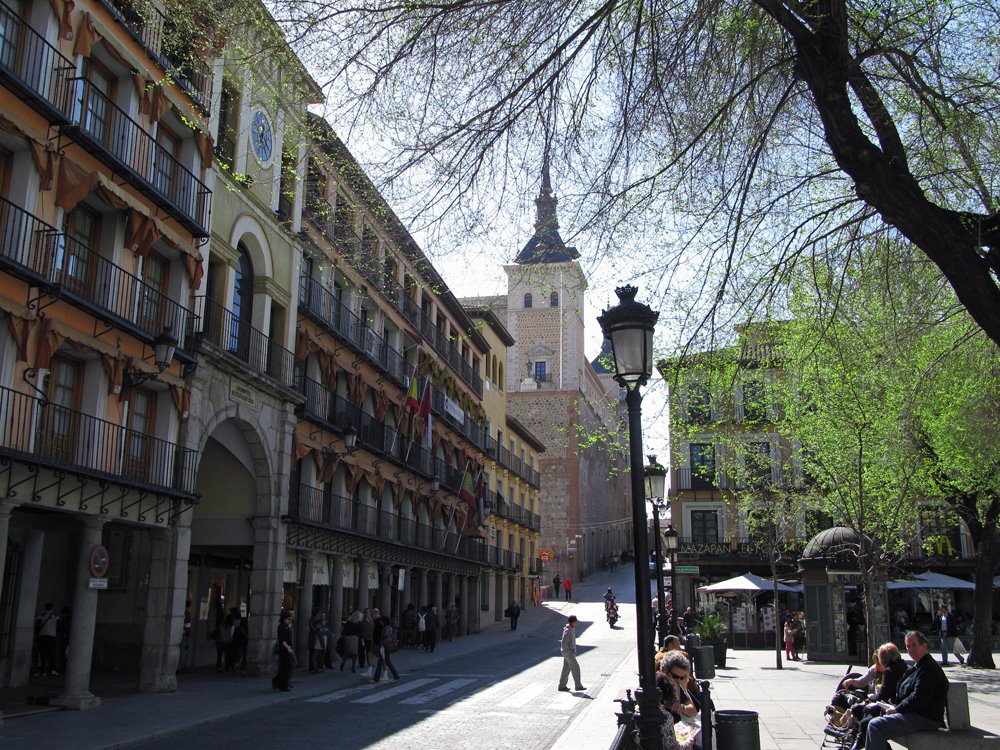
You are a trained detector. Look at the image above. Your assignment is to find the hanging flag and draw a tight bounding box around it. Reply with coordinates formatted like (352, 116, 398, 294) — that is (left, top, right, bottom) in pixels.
(458, 461, 476, 507)
(419, 380, 432, 449)
(404, 367, 420, 413)
(458, 461, 486, 538)
(474, 469, 486, 528)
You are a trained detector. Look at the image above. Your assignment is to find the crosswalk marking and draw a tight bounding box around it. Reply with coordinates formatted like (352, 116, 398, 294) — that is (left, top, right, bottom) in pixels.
(498, 682, 546, 708)
(306, 682, 379, 703)
(352, 678, 438, 703)
(398, 678, 477, 705)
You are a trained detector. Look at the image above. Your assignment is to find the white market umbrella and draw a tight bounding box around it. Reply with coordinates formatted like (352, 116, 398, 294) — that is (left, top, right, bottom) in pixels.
(887, 571, 975, 590)
(698, 572, 800, 594)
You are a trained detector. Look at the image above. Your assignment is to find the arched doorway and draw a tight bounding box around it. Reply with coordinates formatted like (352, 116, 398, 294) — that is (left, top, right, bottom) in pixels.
(184, 419, 265, 671)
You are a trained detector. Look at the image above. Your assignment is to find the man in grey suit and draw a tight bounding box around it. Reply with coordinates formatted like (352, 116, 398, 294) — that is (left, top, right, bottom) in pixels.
(558, 615, 586, 692)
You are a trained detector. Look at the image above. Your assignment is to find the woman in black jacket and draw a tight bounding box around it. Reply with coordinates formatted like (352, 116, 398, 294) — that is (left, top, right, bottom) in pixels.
(272, 610, 295, 691)
(850, 642, 908, 750)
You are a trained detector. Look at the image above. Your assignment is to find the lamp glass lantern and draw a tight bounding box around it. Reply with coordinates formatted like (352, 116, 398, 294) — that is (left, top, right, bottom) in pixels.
(643, 455, 667, 500)
(597, 285, 659, 389)
(153, 325, 178, 371)
(343, 425, 358, 452)
(663, 523, 680, 552)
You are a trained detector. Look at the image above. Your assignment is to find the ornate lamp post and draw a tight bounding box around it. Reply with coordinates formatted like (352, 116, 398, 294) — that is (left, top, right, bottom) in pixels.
(663, 523, 680, 633)
(644, 456, 668, 647)
(598, 285, 661, 750)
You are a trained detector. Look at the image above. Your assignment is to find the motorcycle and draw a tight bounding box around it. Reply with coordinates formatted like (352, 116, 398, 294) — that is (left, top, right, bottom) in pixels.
(606, 600, 618, 627)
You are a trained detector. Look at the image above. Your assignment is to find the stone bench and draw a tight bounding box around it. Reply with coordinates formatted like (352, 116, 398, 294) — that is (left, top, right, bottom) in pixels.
(890, 683, 1000, 749)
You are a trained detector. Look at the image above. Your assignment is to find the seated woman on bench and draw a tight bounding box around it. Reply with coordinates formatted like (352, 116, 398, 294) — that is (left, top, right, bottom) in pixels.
(850, 642, 908, 750)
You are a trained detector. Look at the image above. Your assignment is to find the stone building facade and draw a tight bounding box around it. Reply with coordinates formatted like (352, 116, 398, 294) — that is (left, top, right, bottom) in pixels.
(0, 0, 517, 708)
(482, 164, 631, 585)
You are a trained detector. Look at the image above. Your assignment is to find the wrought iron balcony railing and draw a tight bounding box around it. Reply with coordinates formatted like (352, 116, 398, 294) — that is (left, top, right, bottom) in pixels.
(298, 277, 410, 388)
(417, 309, 482, 396)
(0, 384, 196, 496)
(0, 0, 74, 121)
(0, 196, 198, 351)
(484, 488, 540, 531)
(65, 77, 211, 235)
(99, 0, 212, 112)
(197, 296, 303, 391)
(290, 484, 492, 565)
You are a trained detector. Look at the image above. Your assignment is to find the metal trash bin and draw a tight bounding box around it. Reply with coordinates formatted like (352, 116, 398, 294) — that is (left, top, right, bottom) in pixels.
(715, 709, 760, 750)
(693, 645, 715, 680)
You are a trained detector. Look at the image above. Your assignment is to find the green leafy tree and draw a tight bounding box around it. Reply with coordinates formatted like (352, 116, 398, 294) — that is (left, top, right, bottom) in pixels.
(781, 244, 1000, 665)
(273, 1, 1000, 348)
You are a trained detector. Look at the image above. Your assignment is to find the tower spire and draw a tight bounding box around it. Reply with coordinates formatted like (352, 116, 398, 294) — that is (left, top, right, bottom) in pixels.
(534, 148, 558, 233)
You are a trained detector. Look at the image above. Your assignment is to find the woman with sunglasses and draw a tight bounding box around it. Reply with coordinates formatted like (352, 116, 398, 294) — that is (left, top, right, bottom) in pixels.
(657, 651, 701, 749)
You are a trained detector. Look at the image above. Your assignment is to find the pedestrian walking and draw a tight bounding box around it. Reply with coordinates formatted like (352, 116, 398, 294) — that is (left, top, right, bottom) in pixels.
(360, 608, 376, 677)
(401, 603, 418, 648)
(308, 611, 328, 673)
(557, 615, 585, 692)
(505, 601, 521, 630)
(271, 609, 295, 691)
(935, 605, 954, 664)
(784, 614, 800, 661)
(446, 603, 460, 641)
(417, 606, 428, 650)
(553, 575, 561, 601)
(563, 577, 573, 601)
(425, 605, 440, 652)
(340, 610, 362, 672)
(34, 603, 59, 676)
(372, 615, 401, 682)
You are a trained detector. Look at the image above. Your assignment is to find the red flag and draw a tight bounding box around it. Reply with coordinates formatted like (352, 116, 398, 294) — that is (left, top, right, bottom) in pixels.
(458, 461, 476, 506)
(458, 462, 486, 537)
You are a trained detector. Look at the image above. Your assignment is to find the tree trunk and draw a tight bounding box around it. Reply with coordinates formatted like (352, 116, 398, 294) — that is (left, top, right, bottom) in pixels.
(772, 560, 782, 670)
(969, 534, 997, 668)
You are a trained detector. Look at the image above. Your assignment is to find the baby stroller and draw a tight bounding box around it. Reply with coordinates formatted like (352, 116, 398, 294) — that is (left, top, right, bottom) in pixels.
(820, 669, 865, 749)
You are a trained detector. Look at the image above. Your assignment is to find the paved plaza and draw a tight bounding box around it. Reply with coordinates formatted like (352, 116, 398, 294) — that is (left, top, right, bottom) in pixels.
(3, 570, 999, 749)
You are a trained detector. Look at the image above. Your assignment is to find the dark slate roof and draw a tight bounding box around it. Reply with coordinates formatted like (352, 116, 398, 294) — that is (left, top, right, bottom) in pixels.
(513, 159, 580, 265)
(591, 338, 615, 374)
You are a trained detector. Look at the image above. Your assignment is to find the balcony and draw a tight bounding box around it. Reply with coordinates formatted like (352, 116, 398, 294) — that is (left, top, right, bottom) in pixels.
(298, 276, 410, 387)
(494, 442, 540, 487)
(0, 196, 199, 352)
(99, 0, 212, 112)
(0, 384, 196, 497)
(418, 309, 482, 396)
(290, 484, 491, 565)
(197, 296, 303, 391)
(64, 77, 211, 236)
(0, 0, 74, 122)
(300, 377, 437, 478)
(484, 489, 540, 532)
(673, 467, 731, 492)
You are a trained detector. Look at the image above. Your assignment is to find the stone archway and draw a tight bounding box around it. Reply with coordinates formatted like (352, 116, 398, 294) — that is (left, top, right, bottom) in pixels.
(184, 417, 276, 673)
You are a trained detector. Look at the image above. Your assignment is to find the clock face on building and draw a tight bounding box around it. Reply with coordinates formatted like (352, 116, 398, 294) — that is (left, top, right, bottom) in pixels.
(251, 110, 273, 164)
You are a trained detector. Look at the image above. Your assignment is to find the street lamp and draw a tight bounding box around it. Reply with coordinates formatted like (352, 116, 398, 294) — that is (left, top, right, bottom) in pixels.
(598, 285, 661, 750)
(644, 456, 668, 647)
(663, 523, 680, 634)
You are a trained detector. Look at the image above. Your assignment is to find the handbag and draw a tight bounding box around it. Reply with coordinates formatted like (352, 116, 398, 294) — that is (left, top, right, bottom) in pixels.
(272, 639, 281, 655)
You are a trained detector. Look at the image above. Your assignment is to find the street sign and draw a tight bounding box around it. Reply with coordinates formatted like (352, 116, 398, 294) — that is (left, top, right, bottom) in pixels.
(674, 565, 700, 574)
(540, 551, 550, 563)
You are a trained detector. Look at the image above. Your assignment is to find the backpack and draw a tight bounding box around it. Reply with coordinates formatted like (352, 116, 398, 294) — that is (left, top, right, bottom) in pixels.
(418, 613, 427, 632)
(383, 625, 399, 652)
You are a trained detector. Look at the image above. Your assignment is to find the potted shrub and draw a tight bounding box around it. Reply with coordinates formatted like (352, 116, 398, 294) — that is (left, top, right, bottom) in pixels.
(693, 612, 729, 668)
